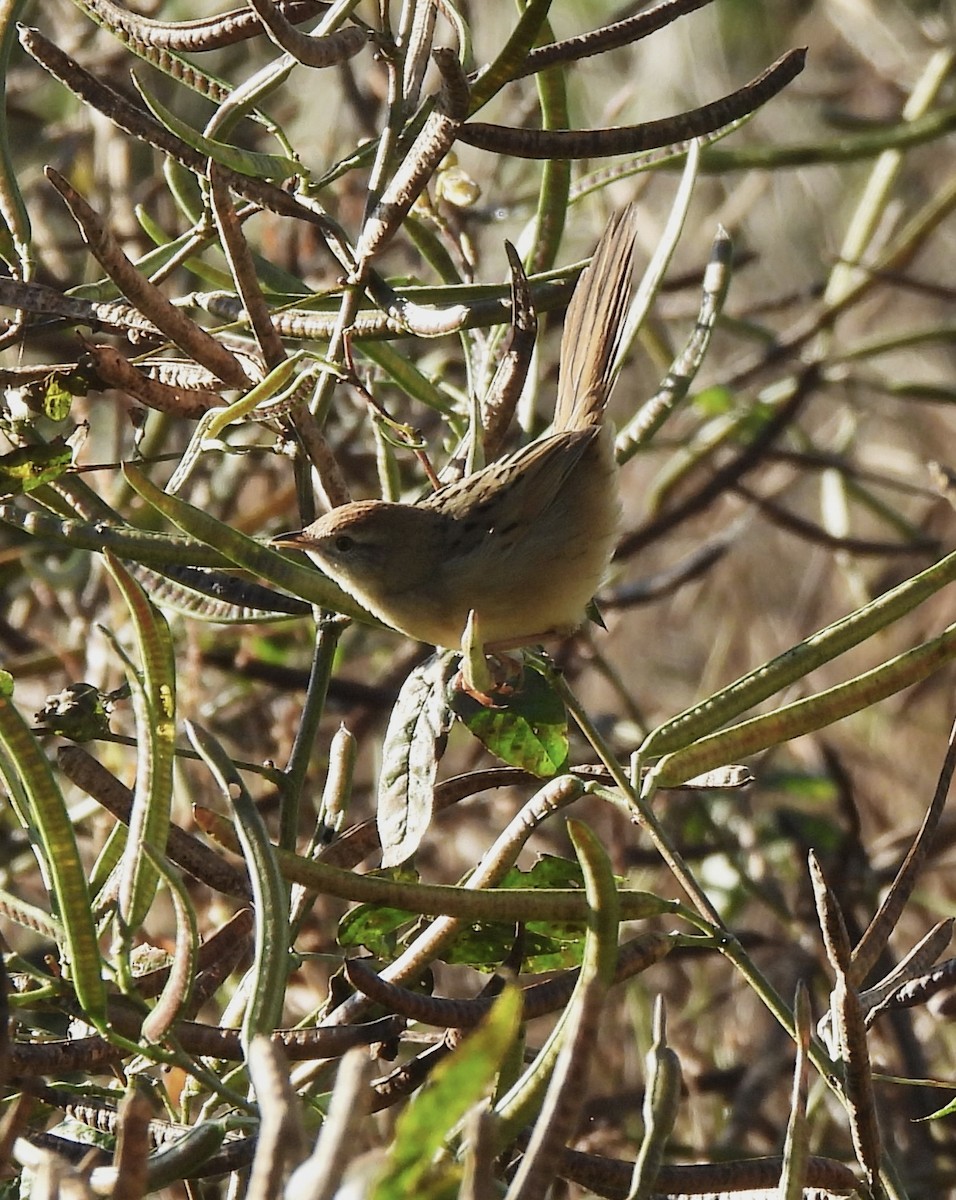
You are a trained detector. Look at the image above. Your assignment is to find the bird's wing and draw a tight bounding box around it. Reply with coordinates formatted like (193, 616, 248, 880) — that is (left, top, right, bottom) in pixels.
(422, 429, 597, 537)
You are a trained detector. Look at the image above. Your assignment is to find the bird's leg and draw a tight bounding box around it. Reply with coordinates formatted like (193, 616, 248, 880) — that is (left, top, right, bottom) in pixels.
(455, 611, 523, 705)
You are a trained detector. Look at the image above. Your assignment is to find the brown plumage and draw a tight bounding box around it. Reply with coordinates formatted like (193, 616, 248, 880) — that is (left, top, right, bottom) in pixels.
(272, 207, 639, 648)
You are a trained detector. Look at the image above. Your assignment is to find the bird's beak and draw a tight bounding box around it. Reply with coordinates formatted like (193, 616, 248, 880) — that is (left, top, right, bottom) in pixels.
(271, 529, 309, 549)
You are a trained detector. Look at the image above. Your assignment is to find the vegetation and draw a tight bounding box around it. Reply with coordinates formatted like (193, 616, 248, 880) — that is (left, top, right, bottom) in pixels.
(1, 1, 955, 1198)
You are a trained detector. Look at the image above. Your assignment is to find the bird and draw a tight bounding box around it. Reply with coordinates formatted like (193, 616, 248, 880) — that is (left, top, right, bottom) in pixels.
(272, 206, 639, 649)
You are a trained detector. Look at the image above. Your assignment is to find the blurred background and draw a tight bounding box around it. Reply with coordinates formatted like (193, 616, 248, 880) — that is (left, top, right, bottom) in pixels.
(2, 0, 956, 1189)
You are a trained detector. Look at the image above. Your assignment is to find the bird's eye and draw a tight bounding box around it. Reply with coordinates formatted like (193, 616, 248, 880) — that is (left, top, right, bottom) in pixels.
(334, 535, 355, 553)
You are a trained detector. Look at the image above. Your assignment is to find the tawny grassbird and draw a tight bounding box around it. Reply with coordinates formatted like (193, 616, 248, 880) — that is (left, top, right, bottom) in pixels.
(272, 207, 639, 648)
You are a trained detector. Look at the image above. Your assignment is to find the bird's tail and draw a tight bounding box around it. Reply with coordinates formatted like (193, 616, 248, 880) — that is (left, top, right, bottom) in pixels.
(553, 204, 641, 432)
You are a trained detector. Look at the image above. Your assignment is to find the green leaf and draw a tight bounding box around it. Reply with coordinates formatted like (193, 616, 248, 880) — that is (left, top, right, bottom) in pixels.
(377, 653, 457, 868)
(692, 384, 735, 416)
(501, 855, 584, 890)
(775, 808, 846, 853)
(763, 769, 841, 802)
(370, 988, 523, 1200)
(337, 868, 422, 958)
(131, 75, 299, 182)
(40, 372, 85, 421)
(102, 553, 176, 935)
(441, 922, 583, 972)
(0, 440, 72, 496)
(444, 856, 588, 970)
(186, 722, 290, 1050)
(492, 822, 620, 1149)
(0, 681, 106, 1024)
(920, 1091, 956, 1121)
(450, 661, 568, 776)
(338, 856, 592, 970)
